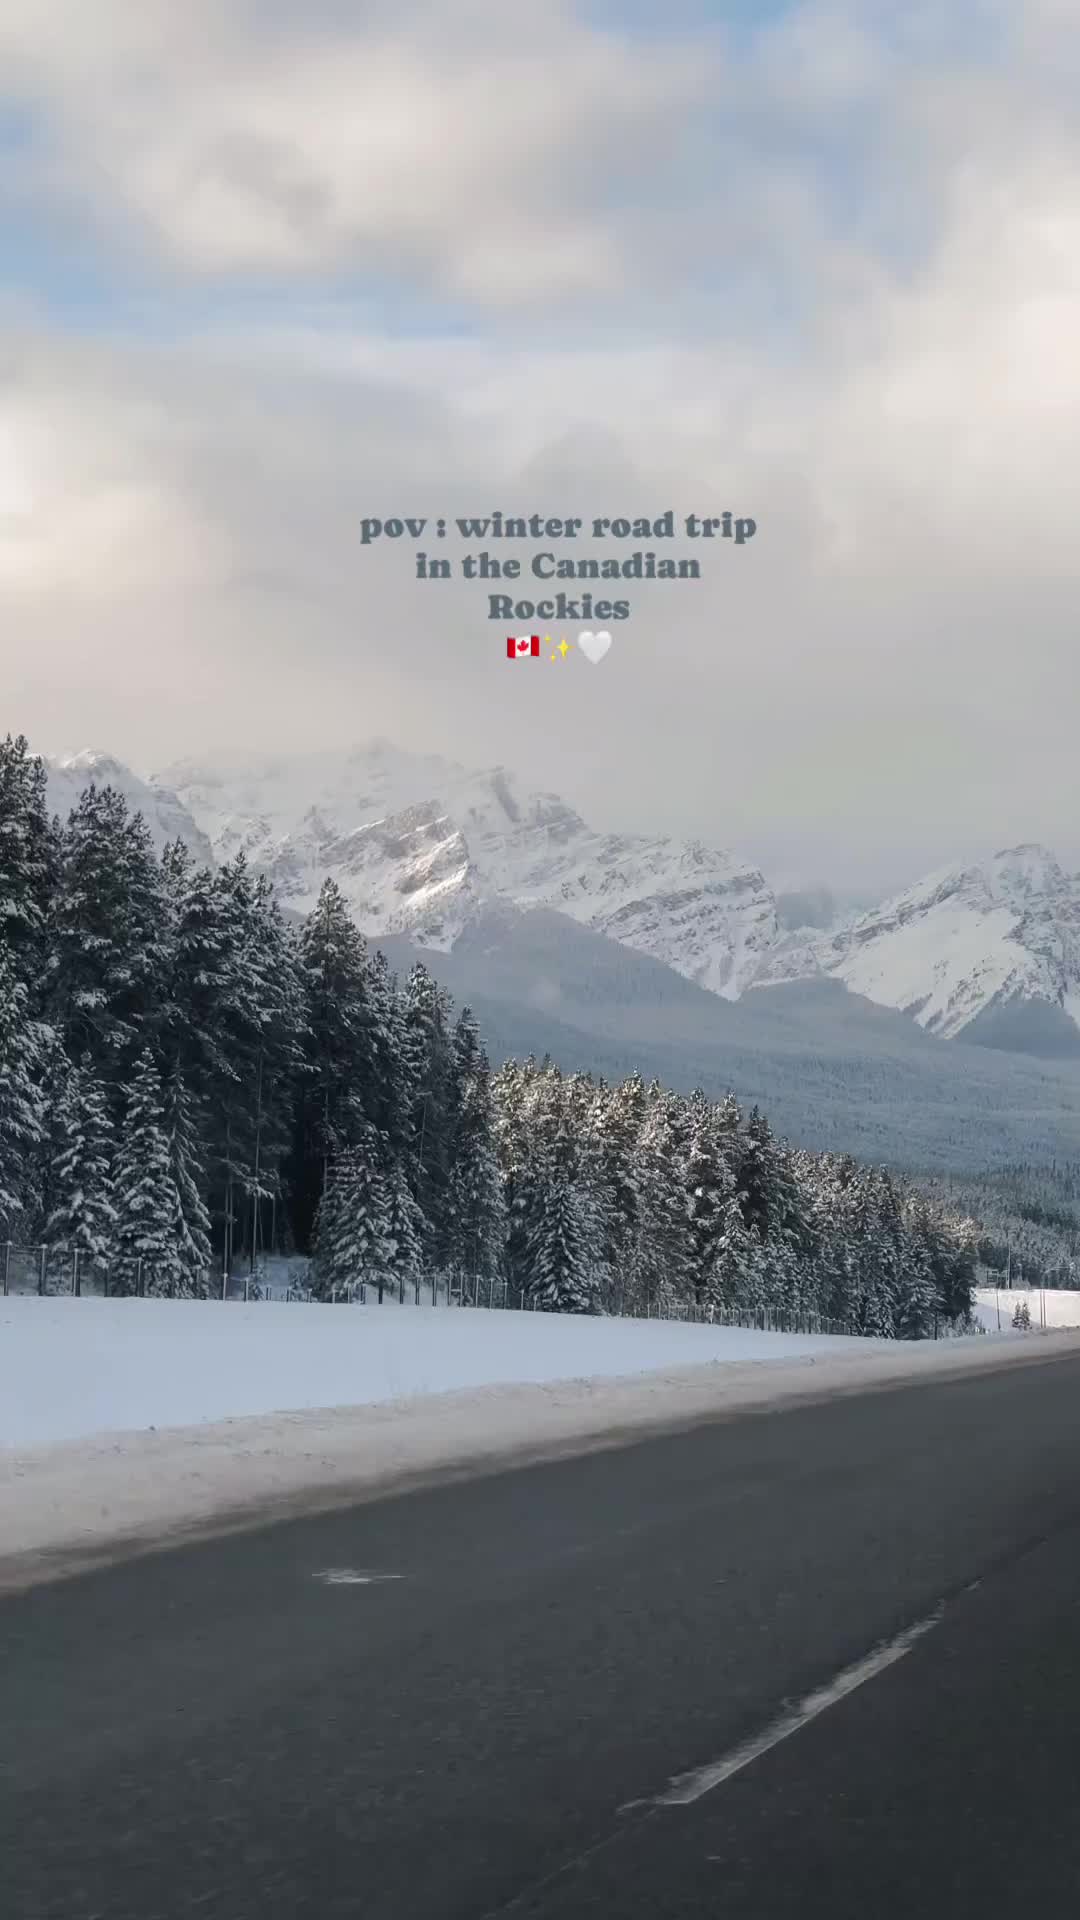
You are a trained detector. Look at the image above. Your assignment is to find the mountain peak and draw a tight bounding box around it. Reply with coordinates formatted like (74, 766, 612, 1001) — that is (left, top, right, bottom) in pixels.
(41, 741, 1080, 1052)
(150, 743, 776, 998)
(988, 843, 1065, 899)
(57, 747, 130, 780)
(757, 840, 1080, 1042)
(45, 752, 214, 865)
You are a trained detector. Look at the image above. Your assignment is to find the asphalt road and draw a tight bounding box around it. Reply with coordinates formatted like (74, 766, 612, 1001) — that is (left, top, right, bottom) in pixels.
(4, 1349, 1080, 1919)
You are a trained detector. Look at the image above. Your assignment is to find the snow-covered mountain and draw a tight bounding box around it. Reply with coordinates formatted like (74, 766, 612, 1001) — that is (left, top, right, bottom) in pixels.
(41, 742, 1080, 1051)
(156, 742, 778, 992)
(757, 844, 1080, 1045)
(45, 750, 214, 866)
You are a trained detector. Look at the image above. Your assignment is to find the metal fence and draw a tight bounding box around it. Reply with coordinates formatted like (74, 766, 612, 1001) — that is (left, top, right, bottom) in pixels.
(1, 1240, 866, 1337)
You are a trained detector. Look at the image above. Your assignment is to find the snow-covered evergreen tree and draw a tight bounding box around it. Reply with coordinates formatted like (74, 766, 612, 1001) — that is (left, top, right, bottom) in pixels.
(50, 786, 168, 1081)
(0, 733, 57, 1001)
(736, 1107, 783, 1244)
(45, 1065, 116, 1280)
(586, 1073, 647, 1312)
(527, 1170, 600, 1314)
(445, 1011, 505, 1290)
(24, 1023, 73, 1245)
(162, 1062, 213, 1296)
(492, 1055, 540, 1296)
(110, 1049, 182, 1296)
(683, 1092, 735, 1304)
(400, 961, 456, 1262)
(383, 1160, 425, 1300)
(228, 869, 304, 1276)
(311, 1129, 391, 1299)
(0, 943, 45, 1241)
(292, 878, 380, 1248)
(636, 1087, 694, 1313)
(708, 1194, 764, 1312)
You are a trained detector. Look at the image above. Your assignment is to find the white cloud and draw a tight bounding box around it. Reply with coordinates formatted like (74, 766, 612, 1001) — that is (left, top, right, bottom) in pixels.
(0, 0, 704, 300)
(2, 0, 1080, 889)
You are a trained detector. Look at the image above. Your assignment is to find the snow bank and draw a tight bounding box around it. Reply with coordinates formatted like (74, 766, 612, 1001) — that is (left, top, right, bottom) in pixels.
(3, 1295, 1079, 1594)
(1, 1295, 877, 1450)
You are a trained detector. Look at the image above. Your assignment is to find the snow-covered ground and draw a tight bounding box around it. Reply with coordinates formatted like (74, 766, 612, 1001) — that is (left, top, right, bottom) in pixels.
(973, 1287, 1080, 1331)
(3, 1294, 1078, 1595)
(1, 1296, 879, 1450)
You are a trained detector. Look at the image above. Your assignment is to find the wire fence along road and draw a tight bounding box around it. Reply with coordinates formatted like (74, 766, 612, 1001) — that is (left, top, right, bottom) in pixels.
(0, 1242, 875, 1340)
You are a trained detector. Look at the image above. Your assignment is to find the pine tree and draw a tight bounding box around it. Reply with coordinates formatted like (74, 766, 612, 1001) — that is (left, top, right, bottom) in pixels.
(110, 1049, 182, 1296)
(708, 1194, 764, 1312)
(492, 1056, 540, 1297)
(228, 871, 305, 1276)
(383, 1160, 425, 1301)
(637, 1087, 694, 1313)
(896, 1194, 941, 1338)
(684, 1093, 735, 1305)
(45, 1065, 116, 1281)
(736, 1107, 787, 1245)
(25, 1023, 73, 1246)
(50, 785, 168, 1081)
(365, 947, 409, 1155)
(527, 1170, 599, 1314)
(311, 1131, 391, 1299)
(400, 961, 455, 1262)
(586, 1074, 647, 1313)
(290, 879, 379, 1250)
(0, 733, 58, 1001)
(0, 943, 45, 1241)
(162, 1062, 213, 1296)
(445, 1012, 504, 1292)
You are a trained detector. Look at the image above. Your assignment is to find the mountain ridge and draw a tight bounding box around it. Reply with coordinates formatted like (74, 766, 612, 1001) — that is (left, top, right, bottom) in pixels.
(42, 741, 1080, 1053)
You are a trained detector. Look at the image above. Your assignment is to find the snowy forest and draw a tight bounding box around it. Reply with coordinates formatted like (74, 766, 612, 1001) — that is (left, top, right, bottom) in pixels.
(921, 1163, 1080, 1289)
(0, 733, 991, 1334)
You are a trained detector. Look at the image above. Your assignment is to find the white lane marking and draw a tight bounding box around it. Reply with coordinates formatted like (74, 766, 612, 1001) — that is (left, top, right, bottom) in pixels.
(651, 1605, 945, 1807)
(313, 1569, 404, 1586)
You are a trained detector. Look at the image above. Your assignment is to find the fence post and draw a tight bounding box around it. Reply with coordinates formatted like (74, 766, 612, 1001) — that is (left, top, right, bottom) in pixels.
(73, 1246, 80, 1297)
(38, 1244, 47, 1296)
(2, 1242, 9, 1297)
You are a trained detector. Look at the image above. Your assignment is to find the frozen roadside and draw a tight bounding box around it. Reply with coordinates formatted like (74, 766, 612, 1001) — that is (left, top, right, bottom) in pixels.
(3, 1301, 1078, 1593)
(1, 1295, 890, 1451)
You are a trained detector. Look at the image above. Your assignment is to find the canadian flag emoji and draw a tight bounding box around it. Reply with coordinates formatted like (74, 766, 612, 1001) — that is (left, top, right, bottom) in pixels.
(506, 635, 540, 658)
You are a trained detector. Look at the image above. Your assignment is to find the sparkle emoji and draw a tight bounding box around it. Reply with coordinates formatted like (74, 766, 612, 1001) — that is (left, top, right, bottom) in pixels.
(548, 636, 571, 661)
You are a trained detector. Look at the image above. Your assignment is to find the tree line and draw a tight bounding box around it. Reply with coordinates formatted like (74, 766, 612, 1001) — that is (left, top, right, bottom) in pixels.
(0, 733, 981, 1332)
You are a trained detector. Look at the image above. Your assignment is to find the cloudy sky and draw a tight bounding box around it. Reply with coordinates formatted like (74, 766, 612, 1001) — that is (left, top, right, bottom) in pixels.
(1, 0, 1078, 892)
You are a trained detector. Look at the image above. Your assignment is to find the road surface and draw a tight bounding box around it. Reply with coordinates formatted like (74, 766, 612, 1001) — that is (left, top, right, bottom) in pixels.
(4, 1348, 1080, 1917)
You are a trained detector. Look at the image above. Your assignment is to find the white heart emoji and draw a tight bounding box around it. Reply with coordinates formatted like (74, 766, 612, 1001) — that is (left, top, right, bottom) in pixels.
(577, 630, 612, 664)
